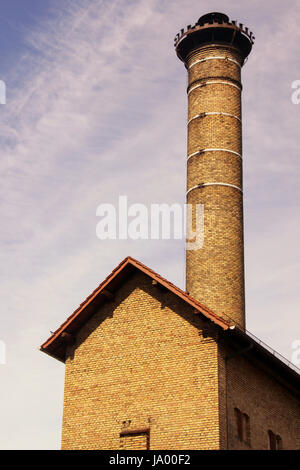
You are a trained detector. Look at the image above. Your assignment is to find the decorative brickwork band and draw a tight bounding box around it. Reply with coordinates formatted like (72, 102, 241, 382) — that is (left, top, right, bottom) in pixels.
(187, 149, 242, 162)
(188, 56, 241, 70)
(186, 183, 243, 197)
(188, 112, 241, 125)
(188, 80, 242, 95)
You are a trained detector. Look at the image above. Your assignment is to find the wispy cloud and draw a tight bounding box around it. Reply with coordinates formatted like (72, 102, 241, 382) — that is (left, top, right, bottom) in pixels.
(0, 0, 299, 449)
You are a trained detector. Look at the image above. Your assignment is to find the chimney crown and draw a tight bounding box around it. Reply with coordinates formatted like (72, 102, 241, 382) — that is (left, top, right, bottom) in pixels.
(174, 11, 255, 64)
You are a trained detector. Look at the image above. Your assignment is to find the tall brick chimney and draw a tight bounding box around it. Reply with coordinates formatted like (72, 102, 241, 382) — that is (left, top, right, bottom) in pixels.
(175, 12, 254, 328)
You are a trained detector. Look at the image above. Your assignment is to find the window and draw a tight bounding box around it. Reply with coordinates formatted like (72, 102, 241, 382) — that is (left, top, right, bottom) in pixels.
(120, 428, 150, 450)
(235, 408, 243, 441)
(234, 408, 251, 446)
(268, 430, 282, 450)
(276, 435, 283, 450)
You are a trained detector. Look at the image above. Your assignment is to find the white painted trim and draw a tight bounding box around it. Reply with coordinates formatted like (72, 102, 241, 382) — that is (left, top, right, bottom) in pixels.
(186, 182, 243, 196)
(188, 80, 241, 95)
(188, 112, 241, 125)
(188, 56, 241, 70)
(187, 150, 201, 160)
(187, 148, 242, 162)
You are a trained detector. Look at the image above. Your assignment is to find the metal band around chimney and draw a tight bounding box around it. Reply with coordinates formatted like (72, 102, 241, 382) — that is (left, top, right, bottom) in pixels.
(188, 80, 241, 95)
(188, 112, 241, 125)
(186, 182, 243, 196)
(188, 56, 241, 70)
(187, 148, 242, 162)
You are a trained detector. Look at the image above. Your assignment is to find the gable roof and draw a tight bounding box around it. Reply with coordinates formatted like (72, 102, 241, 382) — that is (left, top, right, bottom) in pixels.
(40, 256, 230, 362)
(40, 256, 300, 395)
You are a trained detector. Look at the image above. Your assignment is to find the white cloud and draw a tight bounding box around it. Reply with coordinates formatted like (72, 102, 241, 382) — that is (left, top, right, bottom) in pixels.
(0, 0, 299, 449)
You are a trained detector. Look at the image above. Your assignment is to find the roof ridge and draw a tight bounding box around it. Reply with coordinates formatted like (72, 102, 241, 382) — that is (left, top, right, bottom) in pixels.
(41, 256, 230, 359)
(126, 257, 226, 322)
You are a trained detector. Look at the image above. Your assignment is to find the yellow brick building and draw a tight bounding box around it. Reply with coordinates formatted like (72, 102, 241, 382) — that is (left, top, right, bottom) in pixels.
(41, 12, 300, 450)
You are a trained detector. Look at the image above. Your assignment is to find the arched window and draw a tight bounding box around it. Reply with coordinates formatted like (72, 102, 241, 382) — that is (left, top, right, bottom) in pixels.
(234, 408, 243, 441)
(234, 408, 251, 446)
(276, 434, 283, 450)
(243, 413, 251, 446)
(268, 430, 282, 450)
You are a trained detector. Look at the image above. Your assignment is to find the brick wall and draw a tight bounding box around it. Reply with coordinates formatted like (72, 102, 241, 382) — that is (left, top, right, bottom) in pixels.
(61, 271, 222, 450)
(218, 343, 300, 450)
(60, 271, 300, 450)
(185, 44, 245, 328)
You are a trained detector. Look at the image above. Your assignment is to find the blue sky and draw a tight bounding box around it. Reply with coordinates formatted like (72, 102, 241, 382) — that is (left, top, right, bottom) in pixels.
(0, 1, 53, 70)
(0, 0, 299, 449)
